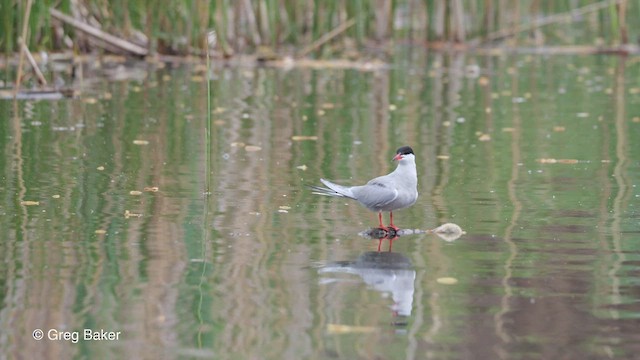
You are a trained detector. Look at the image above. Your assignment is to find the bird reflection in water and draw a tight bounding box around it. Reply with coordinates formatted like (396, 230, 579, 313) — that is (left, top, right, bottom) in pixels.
(318, 223, 464, 331)
(319, 250, 416, 327)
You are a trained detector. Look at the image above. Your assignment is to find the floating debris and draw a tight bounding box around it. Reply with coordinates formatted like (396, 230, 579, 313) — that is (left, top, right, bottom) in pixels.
(536, 158, 580, 164)
(279, 205, 291, 210)
(436, 155, 450, 160)
(95, 229, 107, 235)
(553, 126, 566, 132)
(389, 104, 397, 111)
(429, 223, 465, 242)
(144, 186, 159, 192)
(478, 76, 490, 86)
(21, 200, 40, 206)
(244, 145, 262, 152)
(231, 142, 245, 147)
(296, 164, 308, 171)
(52, 195, 61, 199)
(97, 166, 105, 171)
(83, 97, 98, 104)
(124, 210, 143, 218)
(576, 112, 589, 118)
(327, 324, 376, 334)
(291, 135, 318, 141)
(129, 190, 143, 196)
(478, 133, 491, 141)
(436, 277, 459, 285)
(133, 140, 149, 145)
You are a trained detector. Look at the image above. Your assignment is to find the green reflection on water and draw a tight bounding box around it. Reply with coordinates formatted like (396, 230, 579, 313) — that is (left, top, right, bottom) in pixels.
(0, 52, 639, 359)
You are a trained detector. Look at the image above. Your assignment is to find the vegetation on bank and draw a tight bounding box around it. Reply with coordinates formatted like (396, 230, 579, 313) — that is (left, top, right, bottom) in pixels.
(1, 0, 637, 59)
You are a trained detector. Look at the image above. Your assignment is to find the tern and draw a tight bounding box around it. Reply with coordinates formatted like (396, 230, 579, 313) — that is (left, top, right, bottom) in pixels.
(310, 146, 418, 230)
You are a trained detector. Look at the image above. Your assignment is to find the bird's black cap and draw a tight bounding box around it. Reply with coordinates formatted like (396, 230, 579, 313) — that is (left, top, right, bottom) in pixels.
(396, 146, 414, 155)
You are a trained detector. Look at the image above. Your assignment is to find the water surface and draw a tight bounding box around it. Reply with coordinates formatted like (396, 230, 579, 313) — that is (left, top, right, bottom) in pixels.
(1, 51, 639, 359)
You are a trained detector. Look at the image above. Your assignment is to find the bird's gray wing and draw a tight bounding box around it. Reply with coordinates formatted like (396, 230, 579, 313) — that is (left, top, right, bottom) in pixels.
(351, 179, 399, 210)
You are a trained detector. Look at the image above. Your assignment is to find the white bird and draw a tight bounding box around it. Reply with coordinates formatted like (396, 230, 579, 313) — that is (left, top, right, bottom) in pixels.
(310, 146, 418, 230)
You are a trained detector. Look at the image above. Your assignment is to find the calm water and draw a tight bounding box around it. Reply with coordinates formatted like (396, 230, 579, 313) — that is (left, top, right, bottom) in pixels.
(1, 51, 640, 359)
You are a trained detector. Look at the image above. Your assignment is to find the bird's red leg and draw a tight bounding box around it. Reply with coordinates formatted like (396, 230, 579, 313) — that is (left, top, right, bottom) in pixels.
(378, 212, 385, 229)
(387, 236, 396, 252)
(388, 211, 400, 232)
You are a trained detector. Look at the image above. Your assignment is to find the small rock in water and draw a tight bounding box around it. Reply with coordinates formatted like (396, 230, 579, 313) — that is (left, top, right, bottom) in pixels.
(430, 223, 465, 242)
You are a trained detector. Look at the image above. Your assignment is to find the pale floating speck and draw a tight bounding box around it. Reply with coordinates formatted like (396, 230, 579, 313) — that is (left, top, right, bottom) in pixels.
(321, 103, 335, 109)
(279, 205, 291, 210)
(245, 145, 262, 152)
(502, 127, 515, 132)
(213, 107, 226, 114)
(389, 104, 397, 111)
(52, 194, 61, 199)
(629, 87, 640, 94)
(317, 109, 326, 116)
(327, 324, 376, 334)
(478, 133, 491, 141)
(213, 119, 226, 126)
(143, 186, 159, 192)
(576, 112, 589, 118)
(485, 107, 492, 114)
(133, 140, 149, 145)
(537, 158, 579, 164)
(130, 190, 143, 196)
(95, 229, 107, 235)
(83, 97, 97, 104)
(97, 166, 105, 171)
(21, 200, 40, 206)
(296, 164, 308, 171)
(436, 277, 459, 285)
(478, 76, 490, 86)
(436, 155, 450, 160)
(278, 209, 289, 213)
(162, 74, 171, 81)
(291, 135, 318, 141)
(102, 92, 112, 100)
(191, 75, 204, 82)
(231, 142, 245, 147)
(557, 159, 579, 164)
(124, 210, 143, 219)
(553, 126, 566, 132)
(132, 86, 142, 92)
(632, 117, 640, 123)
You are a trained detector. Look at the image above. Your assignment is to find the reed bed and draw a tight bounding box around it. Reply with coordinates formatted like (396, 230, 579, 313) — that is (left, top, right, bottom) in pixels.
(0, 0, 635, 57)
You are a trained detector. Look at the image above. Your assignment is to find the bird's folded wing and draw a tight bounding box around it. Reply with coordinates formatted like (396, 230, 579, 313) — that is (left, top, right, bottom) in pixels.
(352, 181, 399, 208)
